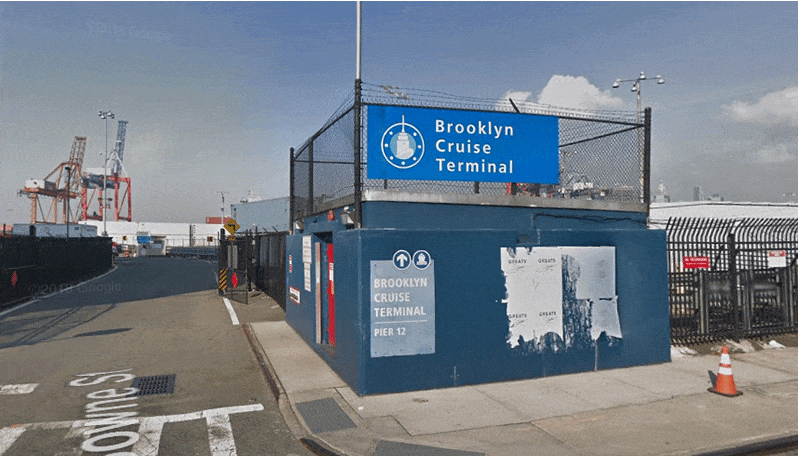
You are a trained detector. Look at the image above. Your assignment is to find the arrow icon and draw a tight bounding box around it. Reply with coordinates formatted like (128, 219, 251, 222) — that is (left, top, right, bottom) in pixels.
(397, 253, 408, 267)
(393, 250, 411, 270)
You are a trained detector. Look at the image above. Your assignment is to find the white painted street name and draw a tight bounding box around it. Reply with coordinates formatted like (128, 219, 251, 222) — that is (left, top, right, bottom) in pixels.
(0, 384, 38, 395)
(0, 369, 263, 456)
(0, 404, 264, 456)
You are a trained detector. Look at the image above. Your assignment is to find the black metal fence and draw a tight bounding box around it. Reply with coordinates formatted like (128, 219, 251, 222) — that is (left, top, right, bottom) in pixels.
(291, 82, 650, 225)
(218, 230, 287, 308)
(1, 236, 113, 305)
(667, 217, 798, 344)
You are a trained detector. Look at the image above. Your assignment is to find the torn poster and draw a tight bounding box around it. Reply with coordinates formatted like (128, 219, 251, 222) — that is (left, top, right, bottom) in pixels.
(501, 246, 621, 350)
(500, 247, 563, 348)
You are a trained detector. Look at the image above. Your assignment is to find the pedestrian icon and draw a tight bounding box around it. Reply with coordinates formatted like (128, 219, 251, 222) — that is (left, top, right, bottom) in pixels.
(393, 250, 411, 270)
(413, 250, 431, 270)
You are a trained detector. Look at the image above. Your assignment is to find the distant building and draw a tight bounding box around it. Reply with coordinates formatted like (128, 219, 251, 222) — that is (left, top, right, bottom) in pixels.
(230, 196, 290, 233)
(79, 220, 221, 247)
(649, 201, 798, 229)
(12, 223, 97, 238)
(693, 186, 703, 201)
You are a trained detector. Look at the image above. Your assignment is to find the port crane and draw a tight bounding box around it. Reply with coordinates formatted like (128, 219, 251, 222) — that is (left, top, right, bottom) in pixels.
(81, 120, 132, 222)
(19, 136, 86, 224)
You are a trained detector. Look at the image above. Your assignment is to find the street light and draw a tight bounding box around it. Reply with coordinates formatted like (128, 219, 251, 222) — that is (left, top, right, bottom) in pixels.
(612, 72, 664, 202)
(98, 110, 114, 236)
(217, 191, 226, 221)
(612, 72, 665, 120)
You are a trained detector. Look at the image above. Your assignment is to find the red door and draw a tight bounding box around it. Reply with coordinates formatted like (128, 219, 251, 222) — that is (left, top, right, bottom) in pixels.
(326, 243, 335, 346)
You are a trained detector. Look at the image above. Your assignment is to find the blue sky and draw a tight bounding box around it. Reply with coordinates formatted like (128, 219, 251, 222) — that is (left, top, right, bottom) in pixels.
(2, 2, 798, 223)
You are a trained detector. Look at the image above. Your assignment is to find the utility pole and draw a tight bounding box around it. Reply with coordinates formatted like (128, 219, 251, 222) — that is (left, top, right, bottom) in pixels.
(217, 191, 226, 221)
(98, 110, 115, 236)
(612, 73, 664, 204)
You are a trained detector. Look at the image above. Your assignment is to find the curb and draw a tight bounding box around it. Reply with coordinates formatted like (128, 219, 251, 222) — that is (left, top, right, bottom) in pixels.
(688, 431, 798, 456)
(241, 323, 346, 456)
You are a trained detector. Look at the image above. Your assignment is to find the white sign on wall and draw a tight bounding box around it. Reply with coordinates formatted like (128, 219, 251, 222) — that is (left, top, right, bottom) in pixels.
(302, 236, 312, 264)
(768, 250, 787, 268)
(304, 263, 312, 292)
(370, 250, 436, 358)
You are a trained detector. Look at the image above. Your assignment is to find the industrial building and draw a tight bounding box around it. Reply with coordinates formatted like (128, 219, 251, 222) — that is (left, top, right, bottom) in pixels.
(79, 220, 222, 250)
(280, 84, 670, 395)
(230, 196, 290, 233)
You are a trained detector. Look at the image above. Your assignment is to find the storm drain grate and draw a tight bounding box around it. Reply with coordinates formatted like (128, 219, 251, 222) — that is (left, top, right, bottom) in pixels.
(295, 398, 356, 434)
(130, 374, 176, 396)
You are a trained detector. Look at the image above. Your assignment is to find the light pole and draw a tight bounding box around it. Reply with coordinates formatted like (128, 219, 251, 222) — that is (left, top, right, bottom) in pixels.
(612, 72, 664, 202)
(217, 191, 226, 221)
(98, 110, 114, 236)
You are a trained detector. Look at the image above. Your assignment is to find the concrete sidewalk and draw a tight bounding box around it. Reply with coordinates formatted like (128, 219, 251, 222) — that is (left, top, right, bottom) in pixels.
(247, 321, 798, 456)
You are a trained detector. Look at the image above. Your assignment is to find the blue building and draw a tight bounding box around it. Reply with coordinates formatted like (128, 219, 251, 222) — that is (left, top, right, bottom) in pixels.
(285, 84, 669, 395)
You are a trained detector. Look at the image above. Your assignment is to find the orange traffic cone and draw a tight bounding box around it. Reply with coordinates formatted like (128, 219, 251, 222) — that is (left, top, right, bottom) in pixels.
(709, 346, 743, 397)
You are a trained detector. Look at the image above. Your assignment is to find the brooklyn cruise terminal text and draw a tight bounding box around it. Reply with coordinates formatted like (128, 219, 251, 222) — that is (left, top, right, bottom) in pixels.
(434, 118, 515, 175)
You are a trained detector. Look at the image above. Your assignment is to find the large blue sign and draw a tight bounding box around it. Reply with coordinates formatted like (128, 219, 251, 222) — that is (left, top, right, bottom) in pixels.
(366, 105, 559, 183)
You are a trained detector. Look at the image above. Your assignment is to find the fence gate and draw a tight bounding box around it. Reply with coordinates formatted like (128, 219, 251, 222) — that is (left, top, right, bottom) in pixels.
(667, 217, 798, 344)
(253, 231, 287, 309)
(218, 232, 250, 305)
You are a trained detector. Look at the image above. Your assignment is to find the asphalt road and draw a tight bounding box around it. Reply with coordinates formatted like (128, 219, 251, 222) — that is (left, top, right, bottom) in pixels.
(0, 256, 312, 456)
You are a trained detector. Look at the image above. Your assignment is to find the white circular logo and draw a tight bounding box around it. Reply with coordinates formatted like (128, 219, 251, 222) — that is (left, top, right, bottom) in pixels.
(381, 115, 425, 169)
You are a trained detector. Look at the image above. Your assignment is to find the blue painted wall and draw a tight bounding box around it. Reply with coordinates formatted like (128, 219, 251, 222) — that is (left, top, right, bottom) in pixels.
(285, 201, 670, 395)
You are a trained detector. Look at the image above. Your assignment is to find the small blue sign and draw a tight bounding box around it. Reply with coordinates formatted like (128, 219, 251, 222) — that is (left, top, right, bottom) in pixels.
(413, 250, 431, 270)
(137, 235, 152, 244)
(367, 104, 559, 184)
(393, 250, 411, 270)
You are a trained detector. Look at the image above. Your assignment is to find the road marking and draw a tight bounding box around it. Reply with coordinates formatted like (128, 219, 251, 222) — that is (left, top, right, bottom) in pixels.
(222, 297, 240, 325)
(0, 403, 264, 456)
(0, 384, 38, 395)
(0, 426, 27, 454)
(207, 413, 237, 456)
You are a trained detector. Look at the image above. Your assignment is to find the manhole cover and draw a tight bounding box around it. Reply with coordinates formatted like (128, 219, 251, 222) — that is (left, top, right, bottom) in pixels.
(131, 374, 175, 396)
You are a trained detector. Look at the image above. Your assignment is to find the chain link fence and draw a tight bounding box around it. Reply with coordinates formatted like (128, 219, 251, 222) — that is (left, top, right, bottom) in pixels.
(291, 82, 649, 224)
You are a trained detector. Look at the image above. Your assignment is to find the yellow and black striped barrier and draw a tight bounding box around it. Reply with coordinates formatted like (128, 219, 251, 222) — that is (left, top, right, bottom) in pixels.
(218, 268, 228, 293)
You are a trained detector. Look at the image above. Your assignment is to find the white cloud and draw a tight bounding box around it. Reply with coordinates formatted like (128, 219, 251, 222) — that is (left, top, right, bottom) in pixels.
(537, 75, 625, 111)
(722, 86, 798, 165)
(724, 86, 798, 126)
(501, 90, 534, 104)
(497, 75, 624, 115)
(754, 144, 797, 164)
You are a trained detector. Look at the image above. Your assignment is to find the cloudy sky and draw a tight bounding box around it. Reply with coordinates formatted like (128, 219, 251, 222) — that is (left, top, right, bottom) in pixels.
(2, 2, 798, 223)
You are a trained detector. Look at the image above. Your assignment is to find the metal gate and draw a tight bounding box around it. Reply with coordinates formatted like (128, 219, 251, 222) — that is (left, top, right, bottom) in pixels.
(217, 229, 287, 307)
(218, 232, 250, 305)
(252, 231, 287, 309)
(667, 217, 798, 344)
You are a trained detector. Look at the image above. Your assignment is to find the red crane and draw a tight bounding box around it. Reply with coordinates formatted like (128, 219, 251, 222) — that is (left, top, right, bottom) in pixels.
(19, 136, 86, 224)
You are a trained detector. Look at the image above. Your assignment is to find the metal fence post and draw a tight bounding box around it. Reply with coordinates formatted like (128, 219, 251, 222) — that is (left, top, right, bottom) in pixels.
(354, 78, 363, 228)
(789, 264, 797, 327)
(698, 270, 708, 336)
(308, 141, 314, 216)
(727, 231, 743, 337)
(289, 147, 295, 233)
(643, 107, 652, 213)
